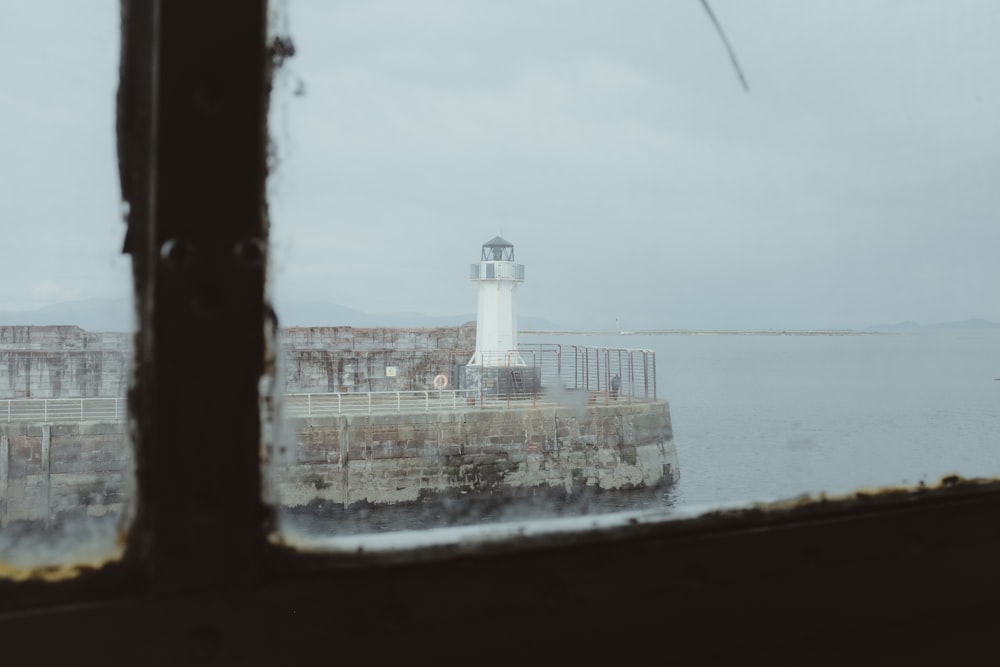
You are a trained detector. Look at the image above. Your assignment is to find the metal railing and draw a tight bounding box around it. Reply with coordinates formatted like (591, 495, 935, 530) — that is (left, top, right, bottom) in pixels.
(563, 344, 657, 402)
(469, 262, 525, 281)
(1, 397, 126, 423)
(463, 343, 657, 406)
(0, 346, 657, 421)
(283, 389, 486, 416)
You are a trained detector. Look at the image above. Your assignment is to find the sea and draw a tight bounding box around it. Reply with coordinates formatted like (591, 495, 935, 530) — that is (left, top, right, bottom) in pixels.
(538, 327, 1000, 508)
(281, 326, 1000, 537)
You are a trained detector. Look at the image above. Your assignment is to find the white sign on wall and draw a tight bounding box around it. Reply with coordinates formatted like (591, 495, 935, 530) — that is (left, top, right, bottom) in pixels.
(385, 366, 397, 377)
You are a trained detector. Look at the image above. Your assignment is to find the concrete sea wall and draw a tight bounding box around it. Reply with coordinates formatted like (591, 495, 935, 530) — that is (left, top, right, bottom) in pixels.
(0, 422, 132, 526)
(0, 325, 676, 526)
(0, 325, 473, 399)
(0, 327, 131, 399)
(0, 401, 677, 525)
(280, 325, 475, 394)
(270, 400, 677, 509)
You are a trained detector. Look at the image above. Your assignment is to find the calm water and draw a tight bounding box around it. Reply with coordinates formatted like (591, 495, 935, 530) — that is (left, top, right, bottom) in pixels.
(526, 328, 1000, 509)
(283, 327, 1000, 536)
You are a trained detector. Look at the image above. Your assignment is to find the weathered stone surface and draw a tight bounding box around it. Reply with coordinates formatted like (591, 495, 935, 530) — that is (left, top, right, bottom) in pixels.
(279, 325, 475, 393)
(270, 401, 678, 508)
(0, 422, 132, 525)
(0, 325, 677, 524)
(0, 325, 475, 398)
(1, 401, 676, 524)
(0, 327, 131, 399)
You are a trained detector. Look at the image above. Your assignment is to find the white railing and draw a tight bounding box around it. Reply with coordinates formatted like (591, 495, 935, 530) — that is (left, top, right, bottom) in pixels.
(0, 354, 656, 423)
(0, 390, 549, 423)
(469, 262, 525, 281)
(283, 389, 505, 417)
(1, 397, 126, 423)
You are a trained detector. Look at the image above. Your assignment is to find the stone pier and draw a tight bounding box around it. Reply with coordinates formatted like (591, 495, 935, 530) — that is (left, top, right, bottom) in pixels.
(271, 399, 677, 508)
(0, 422, 132, 526)
(0, 325, 678, 526)
(0, 400, 677, 525)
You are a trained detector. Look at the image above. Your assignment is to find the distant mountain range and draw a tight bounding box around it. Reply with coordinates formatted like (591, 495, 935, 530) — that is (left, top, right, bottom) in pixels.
(867, 318, 1000, 330)
(1, 298, 994, 333)
(0, 298, 559, 332)
(0, 298, 136, 332)
(273, 299, 480, 328)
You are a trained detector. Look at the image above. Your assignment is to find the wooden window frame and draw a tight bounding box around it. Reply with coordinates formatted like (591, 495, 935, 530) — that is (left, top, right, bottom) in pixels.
(1, 1, 999, 661)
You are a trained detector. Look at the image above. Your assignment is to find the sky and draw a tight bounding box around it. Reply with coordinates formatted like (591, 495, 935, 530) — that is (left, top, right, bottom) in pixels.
(1, 1, 998, 330)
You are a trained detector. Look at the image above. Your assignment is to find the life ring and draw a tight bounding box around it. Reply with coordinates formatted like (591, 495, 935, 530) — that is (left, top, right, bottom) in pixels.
(433, 374, 449, 390)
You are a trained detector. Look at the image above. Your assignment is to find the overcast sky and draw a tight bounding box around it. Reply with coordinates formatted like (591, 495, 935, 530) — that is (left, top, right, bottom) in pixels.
(2, 1, 998, 330)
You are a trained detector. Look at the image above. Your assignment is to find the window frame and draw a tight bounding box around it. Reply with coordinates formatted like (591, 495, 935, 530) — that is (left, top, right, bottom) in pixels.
(2, 1, 999, 660)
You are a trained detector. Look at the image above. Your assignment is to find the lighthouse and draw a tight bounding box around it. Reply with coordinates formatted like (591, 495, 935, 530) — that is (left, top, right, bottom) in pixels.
(468, 236, 525, 367)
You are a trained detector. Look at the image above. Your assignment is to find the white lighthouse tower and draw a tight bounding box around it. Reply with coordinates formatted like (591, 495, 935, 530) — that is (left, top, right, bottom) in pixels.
(468, 236, 525, 368)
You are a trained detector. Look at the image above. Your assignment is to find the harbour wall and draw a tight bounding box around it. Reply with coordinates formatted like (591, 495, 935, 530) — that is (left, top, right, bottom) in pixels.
(0, 422, 132, 526)
(271, 400, 677, 508)
(0, 325, 474, 399)
(0, 327, 131, 399)
(0, 400, 677, 525)
(280, 325, 475, 393)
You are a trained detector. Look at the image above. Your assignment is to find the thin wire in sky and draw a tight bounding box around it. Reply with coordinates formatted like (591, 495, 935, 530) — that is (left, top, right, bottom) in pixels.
(699, 0, 750, 93)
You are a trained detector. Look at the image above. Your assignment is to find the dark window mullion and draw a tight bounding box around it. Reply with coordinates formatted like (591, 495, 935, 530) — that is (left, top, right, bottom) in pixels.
(142, 0, 270, 595)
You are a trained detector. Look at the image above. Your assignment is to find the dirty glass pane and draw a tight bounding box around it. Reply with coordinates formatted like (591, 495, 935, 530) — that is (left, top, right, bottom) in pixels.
(265, 1, 1000, 547)
(0, 1, 133, 574)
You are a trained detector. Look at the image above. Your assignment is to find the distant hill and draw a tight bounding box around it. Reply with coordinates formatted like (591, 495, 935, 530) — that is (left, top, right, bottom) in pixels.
(926, 318, 1000, 329)
(263, 299, 557, 330)
(273, 299, 477, 328)
(868, 318, 1000, 330)
(0, 298, 558, 332)
(0, 298, 135, 332)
